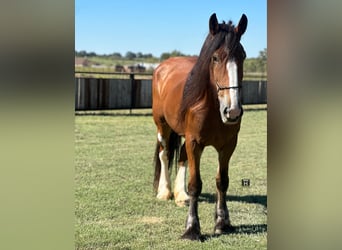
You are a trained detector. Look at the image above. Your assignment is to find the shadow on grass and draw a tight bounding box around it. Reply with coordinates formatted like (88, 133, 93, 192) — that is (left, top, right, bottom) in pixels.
(196, 193, 267, 242)
(199, 193, 267, 208)
(199, 223, 267, 242)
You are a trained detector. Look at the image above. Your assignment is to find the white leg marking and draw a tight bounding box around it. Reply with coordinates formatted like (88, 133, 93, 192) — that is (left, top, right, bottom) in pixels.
(157, 148, 172, 200)
(174, 164, 189, 206)
(157, 132, 163, 143)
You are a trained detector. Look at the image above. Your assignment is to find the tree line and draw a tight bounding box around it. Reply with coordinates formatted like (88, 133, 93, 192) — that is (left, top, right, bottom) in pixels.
(75, 50, 155, 60)
(75, 49, 190, 60)
(75, 48, 267, 73)
(244, 48, 267, 73)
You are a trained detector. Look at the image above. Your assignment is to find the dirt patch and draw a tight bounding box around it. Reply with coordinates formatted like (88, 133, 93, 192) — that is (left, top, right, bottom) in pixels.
(139, 216, 163, 224)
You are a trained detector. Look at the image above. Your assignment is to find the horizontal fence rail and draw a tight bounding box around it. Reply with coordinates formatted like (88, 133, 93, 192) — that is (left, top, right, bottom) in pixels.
(75, 73, 267, 110)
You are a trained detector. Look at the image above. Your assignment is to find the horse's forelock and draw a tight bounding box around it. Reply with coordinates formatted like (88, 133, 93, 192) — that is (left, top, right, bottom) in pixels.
(209, 21, 239, 54)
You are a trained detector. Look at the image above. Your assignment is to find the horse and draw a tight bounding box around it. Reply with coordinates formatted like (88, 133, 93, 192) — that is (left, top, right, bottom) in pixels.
(152, 13, 248, 240)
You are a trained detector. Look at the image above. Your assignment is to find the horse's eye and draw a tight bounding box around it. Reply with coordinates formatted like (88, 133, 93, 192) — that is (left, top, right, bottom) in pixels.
(212, 55, 219, 63)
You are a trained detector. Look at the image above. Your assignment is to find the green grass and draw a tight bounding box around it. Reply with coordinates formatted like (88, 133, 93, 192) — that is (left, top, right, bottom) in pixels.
(75, 106, 267, 249)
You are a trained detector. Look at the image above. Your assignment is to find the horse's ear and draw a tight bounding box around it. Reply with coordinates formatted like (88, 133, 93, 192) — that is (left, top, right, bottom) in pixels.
(209, 13, 219, 35)
(235, 14, 248, 37)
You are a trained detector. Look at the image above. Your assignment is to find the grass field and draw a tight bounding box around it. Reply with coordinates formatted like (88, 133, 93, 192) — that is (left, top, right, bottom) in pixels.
(75, 106, 267, 249)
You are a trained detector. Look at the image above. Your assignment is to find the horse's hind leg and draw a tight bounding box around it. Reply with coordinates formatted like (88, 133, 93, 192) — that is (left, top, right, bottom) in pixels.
(174, 142, 189, 207)
(156, 128, 172, 200)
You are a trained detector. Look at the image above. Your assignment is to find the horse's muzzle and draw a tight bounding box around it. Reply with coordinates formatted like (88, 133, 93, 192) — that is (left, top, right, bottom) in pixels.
(222, 107, 243, 124)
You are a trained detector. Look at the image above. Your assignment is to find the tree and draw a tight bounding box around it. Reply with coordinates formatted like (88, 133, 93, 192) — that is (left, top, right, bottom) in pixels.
(243, 48, 267, 73)
(256, 48, 267, 73)
(170, 50, 185, 57)
(111, 52, 122, 59)
(76, 50, 87, 57)
(258, 48, 267, 60)
(87, 51, 97, 57)
(244, 59, 257, 72)
(160, 52, 171, 61)
(160, 50, 186, 61)
(125, 51, 136, 60)
(143, 53, 153, 58)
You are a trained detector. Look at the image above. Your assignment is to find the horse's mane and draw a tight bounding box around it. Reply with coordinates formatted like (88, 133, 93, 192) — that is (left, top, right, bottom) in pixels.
(179, 21, 239, 121)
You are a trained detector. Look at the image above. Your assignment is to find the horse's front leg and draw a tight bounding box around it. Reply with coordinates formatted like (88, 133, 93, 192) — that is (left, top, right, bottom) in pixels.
(181, 139, 203, 240)
(214, 138, 238, 234)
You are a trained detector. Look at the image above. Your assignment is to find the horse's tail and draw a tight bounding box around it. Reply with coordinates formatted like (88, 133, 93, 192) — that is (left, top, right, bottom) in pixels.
(153, 131, 181, 192)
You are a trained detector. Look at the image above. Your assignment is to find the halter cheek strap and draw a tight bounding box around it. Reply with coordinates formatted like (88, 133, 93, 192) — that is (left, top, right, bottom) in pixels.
(216, 81, 241, 92)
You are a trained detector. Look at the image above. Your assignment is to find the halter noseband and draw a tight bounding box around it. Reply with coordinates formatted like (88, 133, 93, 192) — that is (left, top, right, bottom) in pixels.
(216, 81, 241, 92)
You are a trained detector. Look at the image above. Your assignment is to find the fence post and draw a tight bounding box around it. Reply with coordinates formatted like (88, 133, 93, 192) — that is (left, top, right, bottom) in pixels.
(130, 73, 135, 114)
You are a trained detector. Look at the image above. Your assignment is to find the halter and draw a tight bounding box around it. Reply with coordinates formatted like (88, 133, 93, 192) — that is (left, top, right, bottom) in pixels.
(216, 81, 241, 92)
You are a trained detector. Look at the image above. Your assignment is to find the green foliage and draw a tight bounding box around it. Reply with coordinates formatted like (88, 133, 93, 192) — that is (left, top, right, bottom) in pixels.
(160, 52, 171, 61)
(244, 48, 267, 73)
(75, 50, 97, 57)
(160, 50, 188, 61)
(75, 107, 267, 249)
(110, 52, 122, 59)
(125, 51, 137, 60)
(75, 48, 267, 75)
(76, 50, 157, 60)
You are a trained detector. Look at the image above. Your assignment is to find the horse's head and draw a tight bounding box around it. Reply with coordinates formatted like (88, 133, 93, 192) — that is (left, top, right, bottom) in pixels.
(208, 13, 247, 125)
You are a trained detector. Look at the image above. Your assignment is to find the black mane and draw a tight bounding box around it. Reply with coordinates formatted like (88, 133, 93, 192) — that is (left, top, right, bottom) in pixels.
(179, 20, 240, 121)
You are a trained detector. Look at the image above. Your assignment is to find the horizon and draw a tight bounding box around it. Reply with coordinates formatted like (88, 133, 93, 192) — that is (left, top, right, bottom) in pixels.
(74, 49, 266, 59)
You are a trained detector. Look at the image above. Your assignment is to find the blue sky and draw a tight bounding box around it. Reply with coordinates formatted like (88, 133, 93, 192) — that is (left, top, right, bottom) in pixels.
(75, 0, 266, 58)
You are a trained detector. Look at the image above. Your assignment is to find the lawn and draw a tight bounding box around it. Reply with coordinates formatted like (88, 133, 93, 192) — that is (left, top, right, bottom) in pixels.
(75, 106, 267, 249)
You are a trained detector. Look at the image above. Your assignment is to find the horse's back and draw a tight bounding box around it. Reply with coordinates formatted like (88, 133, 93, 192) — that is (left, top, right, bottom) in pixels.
(153, 57, 197, 99)
(152, 57, 197, 133)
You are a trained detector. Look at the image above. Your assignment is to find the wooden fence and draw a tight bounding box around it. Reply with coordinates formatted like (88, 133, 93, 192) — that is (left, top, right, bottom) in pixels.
(75, 73, 267, 110)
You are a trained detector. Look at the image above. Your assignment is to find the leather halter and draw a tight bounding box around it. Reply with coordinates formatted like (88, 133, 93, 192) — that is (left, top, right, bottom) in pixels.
(216, 81, 241, 92)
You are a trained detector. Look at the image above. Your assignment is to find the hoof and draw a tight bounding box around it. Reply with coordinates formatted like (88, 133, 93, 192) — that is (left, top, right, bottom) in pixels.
(174, 191, 189, 207)
(156, 189, 172, 200)
(181, 227, 201, 241)
(214, 224, 235, 235)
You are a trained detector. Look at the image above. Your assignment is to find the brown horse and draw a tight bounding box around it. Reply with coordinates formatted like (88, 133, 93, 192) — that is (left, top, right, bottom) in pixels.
(152, 13, 247, 240)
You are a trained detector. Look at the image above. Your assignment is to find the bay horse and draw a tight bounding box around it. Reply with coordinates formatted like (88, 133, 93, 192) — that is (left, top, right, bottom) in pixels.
(152, 13, 247, 240)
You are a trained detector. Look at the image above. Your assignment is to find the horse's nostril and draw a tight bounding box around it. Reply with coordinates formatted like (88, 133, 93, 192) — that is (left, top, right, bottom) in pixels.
(223, 107, 228, 115)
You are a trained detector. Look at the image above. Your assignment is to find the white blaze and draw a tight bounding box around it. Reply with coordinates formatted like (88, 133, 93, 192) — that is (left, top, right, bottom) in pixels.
(226, 60, 239, 111)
